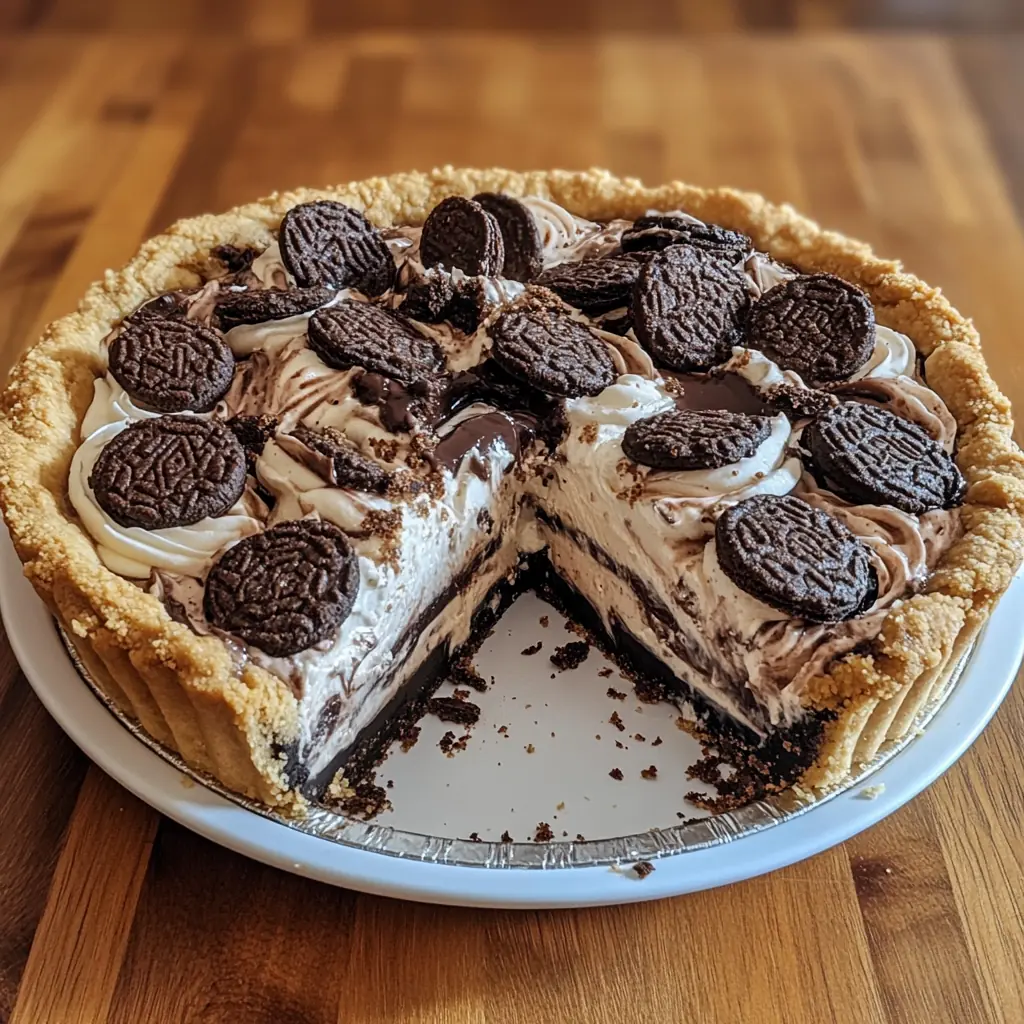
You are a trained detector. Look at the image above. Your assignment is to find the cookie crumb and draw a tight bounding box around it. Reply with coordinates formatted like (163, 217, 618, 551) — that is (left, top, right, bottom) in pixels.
(606, 687, 627, 701)
(641, 765, 658, 780)
(550, 640, 590, 671)
(859, 783, 886, 800)
(427, 696, 480, 725)
(534, 822, 554, 842)
(398, 723, 421, 752)
(556, 801, 565, 810)
(609, 768, 624, 781)
(633, 860, 655, 880)
(539, 615, 549, 628)
(609, 710, 625, 732)
(634, 733, 646, 742)
(598, 667, 614, 678)
(525, 743, 536, 754)
(575, 833, 586, 842)
(468, 831, 481, 842)
(652, 736, 663, 747)
(500, 830, 513, 842)
(520, 641, 543, 656)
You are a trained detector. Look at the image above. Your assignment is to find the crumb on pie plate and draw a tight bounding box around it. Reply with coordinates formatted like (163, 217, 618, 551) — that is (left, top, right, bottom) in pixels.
(0, 167, 1021, 814)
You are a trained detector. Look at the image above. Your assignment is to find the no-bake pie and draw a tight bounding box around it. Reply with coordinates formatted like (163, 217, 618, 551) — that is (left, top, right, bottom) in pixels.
(1, 168, 1021, 812)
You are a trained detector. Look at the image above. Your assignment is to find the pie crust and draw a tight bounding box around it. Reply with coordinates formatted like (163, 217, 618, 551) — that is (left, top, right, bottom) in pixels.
(1, 167, 1021, 811)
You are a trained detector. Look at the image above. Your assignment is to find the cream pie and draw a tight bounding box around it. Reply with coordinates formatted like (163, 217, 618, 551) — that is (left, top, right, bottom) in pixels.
(1, 168, 1021, 812)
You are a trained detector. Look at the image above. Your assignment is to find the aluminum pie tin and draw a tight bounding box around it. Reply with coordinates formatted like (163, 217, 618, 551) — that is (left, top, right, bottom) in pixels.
(58, 596, 971, 871)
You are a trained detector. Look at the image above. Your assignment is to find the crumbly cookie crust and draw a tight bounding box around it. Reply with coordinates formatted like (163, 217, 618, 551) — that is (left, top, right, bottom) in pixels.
(1, 167, 1021, 807)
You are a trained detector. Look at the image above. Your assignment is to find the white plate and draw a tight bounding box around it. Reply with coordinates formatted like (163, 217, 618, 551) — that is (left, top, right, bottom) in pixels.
(3, 527, 1021, 908)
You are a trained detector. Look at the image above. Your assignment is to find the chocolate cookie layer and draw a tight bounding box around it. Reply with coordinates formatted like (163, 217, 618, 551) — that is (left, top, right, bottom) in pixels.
(204, 519, 360, 658)
(308, 303, 445, 384)
(473, 192, 544, 282)
(279, 200, 396, 296)
(536, 256, 640, 314)
(745, 274, 875, 384)
(622, 217, 751, 263)
(490, 307, 616, 398)
(419, 196, 505, 276)
(716, 494, 877, 623)
(216, 286, 334, 331)
(804, 402, 965, 514)
(109, 318, 235, 413)
(632, 246, 751, 372)
(623, 408, 772, 471)
(90, 417, 246, 530)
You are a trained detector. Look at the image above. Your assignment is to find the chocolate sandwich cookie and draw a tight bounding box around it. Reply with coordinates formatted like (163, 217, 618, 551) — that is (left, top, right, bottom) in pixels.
(621, 217, 751, 263)
(204, 519, 360, 658)
(622, 408, 772, 472)
(536, 256, 640, 315)
(286, 425, 391, 493)
(90, 417, 247, 530)
(109, 317, 235, 413)
(745, 274, 875, 384)
(632, 245, 751, 372)
(215, 286, 334, 331)
(489, 306, 616, 399)
(124, 290, 195, 326)
(473, 192, 544, 282)
(419, 196, 505, 277)
(279, 200, 396, 296)
(715, 494, 877, 623)
(307, 302, 445, 384)
(804, 402, 965, 514)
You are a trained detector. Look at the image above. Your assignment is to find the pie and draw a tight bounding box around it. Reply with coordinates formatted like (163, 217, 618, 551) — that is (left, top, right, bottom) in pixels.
(1, 167, 1021, 814)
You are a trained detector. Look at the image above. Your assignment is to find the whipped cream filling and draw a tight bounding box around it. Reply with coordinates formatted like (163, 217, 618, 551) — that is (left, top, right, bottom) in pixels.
(69, 377, 263, 578)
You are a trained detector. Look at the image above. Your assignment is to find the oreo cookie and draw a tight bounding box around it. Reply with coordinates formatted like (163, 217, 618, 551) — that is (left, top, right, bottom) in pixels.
(109, 317, 235, 413)
(622, 409, 772, 471)
(473, 193, 544, 282)
(632, 246, 751, 372)
(536, 256, 640, 315)
(804, 402, 965, 514)
(307, 302, 445, 384)
(489, 307, 616, 399)
(279, 201, 396, 296)
(419, 196, 505, 276)
(745, 274, 875, 384)
(215, 286, 333, 331)
(622, 217, 751, 263)
(90, 417, 246, 530)
(124, 290, 194, 326)
(204, 519, 359, 658)
(716, 494, 877, 622)
(286, 425, 391, 493)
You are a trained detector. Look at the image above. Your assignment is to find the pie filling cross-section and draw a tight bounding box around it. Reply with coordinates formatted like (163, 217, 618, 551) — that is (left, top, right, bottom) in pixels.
(2, 170, 1019, 813)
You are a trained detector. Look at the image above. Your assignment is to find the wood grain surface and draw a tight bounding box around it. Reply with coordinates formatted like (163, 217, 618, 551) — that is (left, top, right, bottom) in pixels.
(1, 4, 1023, 1022)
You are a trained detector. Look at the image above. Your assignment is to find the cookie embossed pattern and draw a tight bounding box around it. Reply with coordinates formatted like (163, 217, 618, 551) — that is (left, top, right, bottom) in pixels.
(0, 169, 1020, 844)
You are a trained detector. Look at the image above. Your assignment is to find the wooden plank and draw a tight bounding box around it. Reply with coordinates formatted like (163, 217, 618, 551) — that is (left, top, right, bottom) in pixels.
(9, 769, 157, 1024)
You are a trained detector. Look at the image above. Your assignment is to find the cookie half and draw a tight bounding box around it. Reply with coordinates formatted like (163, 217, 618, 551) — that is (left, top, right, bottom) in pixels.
(622, 408, 772, 471)
(632, 246, 751, 372)
(473, 192, 544, 282)
(307, 302, 445, 384)
(489, 307, 616, 398)
(715, 494, 877, 622)
(745, 274, 875, 384)
(804, 402, 965, 514)
(109, 317, 235, 413)
(90, 417, 246, 530)
(204, 519, 360, 657)
(536, 256, 640, 315)
(419, 196, 505, 276)
(279, 200, 396, 296)
(216, 286, 334, 330)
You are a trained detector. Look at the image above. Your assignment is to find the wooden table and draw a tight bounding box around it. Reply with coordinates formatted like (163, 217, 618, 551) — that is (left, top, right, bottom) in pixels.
(1, 9, 1023, 1023)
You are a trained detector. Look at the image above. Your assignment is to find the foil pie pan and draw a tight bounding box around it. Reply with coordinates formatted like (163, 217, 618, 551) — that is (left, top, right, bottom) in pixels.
(58, 593, 972, 871)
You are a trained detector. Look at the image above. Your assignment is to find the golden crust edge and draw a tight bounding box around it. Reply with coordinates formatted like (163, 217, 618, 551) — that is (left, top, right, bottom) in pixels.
(0, 165, 1020, 804)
